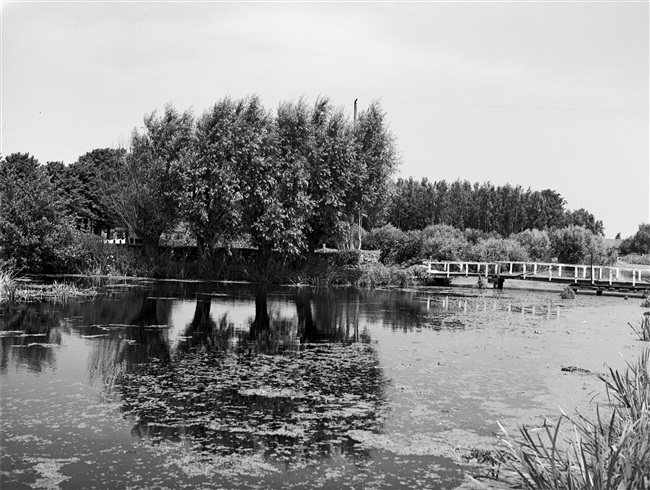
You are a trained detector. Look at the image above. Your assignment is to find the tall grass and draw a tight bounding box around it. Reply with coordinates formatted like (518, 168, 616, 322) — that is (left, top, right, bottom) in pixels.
(629, 315, 650, 341)
(497, 349, 650, 489)
(0, 263, 18, 302)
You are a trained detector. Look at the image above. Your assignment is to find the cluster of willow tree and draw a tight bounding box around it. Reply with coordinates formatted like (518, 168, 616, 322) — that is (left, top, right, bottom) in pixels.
(386, 177, 604, 236)
(0, 96, 399, 270)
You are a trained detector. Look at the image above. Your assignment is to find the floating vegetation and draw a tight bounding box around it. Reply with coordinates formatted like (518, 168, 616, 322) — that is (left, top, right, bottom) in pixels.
(559, 285, 576, 299)
(498, 349, 650, 489)
(117, 343, 387, 468)
(560, 366, 592, 374)
(629, 314, 650, 341)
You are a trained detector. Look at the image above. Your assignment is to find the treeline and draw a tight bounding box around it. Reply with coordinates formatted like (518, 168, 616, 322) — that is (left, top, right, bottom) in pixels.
(387, 177, 604, 236)
(1, 93, 631, 278)
(362, 224, 615, 267)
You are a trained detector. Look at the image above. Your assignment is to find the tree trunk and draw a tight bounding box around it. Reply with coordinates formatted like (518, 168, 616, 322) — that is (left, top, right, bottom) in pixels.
(142, 235, 160, 262)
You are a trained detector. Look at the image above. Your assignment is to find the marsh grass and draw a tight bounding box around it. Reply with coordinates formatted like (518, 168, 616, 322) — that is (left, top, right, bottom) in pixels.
(496, 349, 650, 490)
(9, 281, 98, 302)
(629, 315, 650, 341)
(0, 264, 19, 302)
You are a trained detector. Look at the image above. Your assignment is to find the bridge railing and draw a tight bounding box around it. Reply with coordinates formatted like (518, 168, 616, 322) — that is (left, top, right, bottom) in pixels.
(423, 260, 649, 286)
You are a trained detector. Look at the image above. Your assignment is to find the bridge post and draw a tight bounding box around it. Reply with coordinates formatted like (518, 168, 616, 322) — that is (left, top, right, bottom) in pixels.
(633, 271, 636, 287)
(599, 268, 603, 280)
(549, 266, 552, 281)
(609, 270, 613, 285)
(616, 268, 620, 280)
(582, 266, 587, 279)
(534, 263, 537, 275)
(485, 264, 488, 277)
(509, 263, 513, 274)
(446, 263, 450, 279)
(559, 265, 563, 278)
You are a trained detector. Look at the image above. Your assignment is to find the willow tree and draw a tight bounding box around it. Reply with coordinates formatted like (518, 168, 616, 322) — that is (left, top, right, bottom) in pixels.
(240, 98, 313, 257)
(182, 97, 245, 262)
(350, 100, 400, 248)
(110, 105, 194, 260)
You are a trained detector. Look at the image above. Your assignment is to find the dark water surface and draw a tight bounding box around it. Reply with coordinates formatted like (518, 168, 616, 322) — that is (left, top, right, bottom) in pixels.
(1, 279, 646, 489)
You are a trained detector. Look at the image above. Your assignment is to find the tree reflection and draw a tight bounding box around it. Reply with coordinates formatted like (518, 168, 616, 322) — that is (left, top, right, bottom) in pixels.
(0, 303, 63, 373)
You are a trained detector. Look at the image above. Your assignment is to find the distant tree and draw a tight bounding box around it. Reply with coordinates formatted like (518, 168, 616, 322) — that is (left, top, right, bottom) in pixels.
(551, 225, 613, 265)
(110, 105, 193, 260)
(619, 224, 650, 255)
(564, 208, 604, 236)
(0, 153, 77, 272)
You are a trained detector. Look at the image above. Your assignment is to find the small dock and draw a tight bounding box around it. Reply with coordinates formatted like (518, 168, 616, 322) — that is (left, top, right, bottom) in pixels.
(423, 260, 650, 295)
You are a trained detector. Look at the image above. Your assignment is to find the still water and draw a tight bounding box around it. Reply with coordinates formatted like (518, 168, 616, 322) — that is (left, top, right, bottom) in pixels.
(1, 279, 646, 489)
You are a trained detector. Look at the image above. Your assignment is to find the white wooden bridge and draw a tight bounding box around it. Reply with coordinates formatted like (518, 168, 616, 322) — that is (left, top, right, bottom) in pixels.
(423, 260, 650, 294)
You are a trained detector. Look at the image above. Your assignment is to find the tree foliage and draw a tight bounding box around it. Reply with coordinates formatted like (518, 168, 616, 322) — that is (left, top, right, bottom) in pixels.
(386, 178, 598, 237)
(620, 224, 650, 255)
(0, 153, 78, 272)
(551, 225, 613, 265)
(109, 105, 194, 260)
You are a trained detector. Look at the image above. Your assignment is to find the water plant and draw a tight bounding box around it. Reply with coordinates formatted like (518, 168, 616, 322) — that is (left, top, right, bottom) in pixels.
(0, 263, 18, 302)
(9, 281, 98, 302)
(629, 314, 650, 341)
(497, 349, 650, 490)
(560, 285, 576, 299)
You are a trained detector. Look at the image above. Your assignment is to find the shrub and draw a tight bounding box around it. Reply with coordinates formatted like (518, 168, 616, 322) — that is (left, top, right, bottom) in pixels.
(552, 226, 616, 265)
(362, 224, 405, 251)
(420, 224, 469, 261)
(380, 230, 423, 265)
(356, 263, 412, 287)
(468, 237, 530, 263)
(511, 229, 552, 262)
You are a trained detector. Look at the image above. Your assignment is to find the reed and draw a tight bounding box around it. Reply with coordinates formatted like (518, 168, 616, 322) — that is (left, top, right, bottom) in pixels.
(0, 264, 19, 302)
(629, 315, 650, 341)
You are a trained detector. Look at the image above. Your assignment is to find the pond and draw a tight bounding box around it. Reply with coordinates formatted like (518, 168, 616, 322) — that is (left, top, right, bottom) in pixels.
(1, 279, 647, 489)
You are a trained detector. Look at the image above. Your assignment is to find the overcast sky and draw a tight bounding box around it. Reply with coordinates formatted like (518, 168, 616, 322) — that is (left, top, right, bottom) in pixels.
(2, 1, 648, 238)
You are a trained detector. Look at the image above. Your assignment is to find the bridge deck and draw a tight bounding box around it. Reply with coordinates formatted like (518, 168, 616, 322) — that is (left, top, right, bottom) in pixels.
(423, 260, 650, 293)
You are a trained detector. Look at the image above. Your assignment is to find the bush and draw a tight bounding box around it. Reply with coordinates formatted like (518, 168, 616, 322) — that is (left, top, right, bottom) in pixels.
(468, 237, 530, 263)
(419, 224, 469, 261)
(362, 224, 405, 251)
(552, 226, 616, 265)
(619, 224, 650, 255)
(356, 263, 412, 287)
(379, 230, 423, 265)
(511, 229, 552, 262)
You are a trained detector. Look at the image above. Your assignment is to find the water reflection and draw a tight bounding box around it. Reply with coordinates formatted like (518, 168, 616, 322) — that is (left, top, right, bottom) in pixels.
(435, 295, 561, 319)
(1, 280, 573, 488)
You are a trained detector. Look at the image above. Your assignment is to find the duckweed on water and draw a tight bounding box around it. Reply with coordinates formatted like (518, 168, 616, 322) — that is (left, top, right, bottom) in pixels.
(117, 343, 388, 468)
